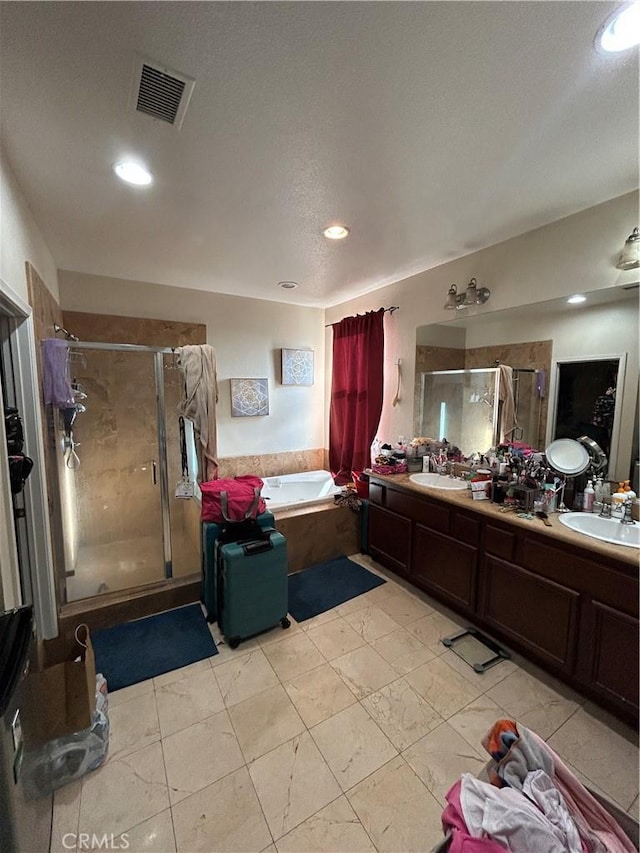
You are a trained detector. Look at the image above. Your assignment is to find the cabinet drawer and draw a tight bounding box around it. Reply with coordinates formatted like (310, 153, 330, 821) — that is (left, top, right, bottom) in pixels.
(520, 538, 638, 617)
(484, 524, 516, 561)
(369, 483, 384, 506)
(386, 489, 450, 534)
(455, 512, 481, 547)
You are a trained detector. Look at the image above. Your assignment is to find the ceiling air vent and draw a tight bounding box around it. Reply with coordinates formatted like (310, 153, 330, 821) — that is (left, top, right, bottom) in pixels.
(131, 55, 195, 130)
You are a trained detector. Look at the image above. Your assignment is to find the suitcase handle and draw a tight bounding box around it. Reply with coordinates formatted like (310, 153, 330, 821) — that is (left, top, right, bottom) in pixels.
(242, 539, 273, 556)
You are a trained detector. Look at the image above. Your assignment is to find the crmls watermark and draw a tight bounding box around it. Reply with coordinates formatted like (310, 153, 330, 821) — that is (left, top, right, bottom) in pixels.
(62, 833, 130, 850)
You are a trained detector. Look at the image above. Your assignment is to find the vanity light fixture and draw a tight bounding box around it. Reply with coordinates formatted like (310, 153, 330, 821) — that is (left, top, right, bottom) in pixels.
(323, 224, 350, 240)
(597, 1, 640, 53)
(444, 278, 491, 310)
(113, 161, 153, 186)
(616, 227, 640, 270)
(567, 294, 587, 304)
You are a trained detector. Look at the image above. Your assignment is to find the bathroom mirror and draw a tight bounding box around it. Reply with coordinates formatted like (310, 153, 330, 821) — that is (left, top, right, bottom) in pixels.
(414, 286, 639, 482)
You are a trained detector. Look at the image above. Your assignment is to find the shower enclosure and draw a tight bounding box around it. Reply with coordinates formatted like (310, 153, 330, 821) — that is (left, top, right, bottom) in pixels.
(418, 367, 544, 456)
(55, 343, 201, 603)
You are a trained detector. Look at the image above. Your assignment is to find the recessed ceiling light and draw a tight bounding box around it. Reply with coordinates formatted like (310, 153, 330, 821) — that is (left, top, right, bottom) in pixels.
(597, 1, 640, 52)
(323, 224, 350, 240)
(278, 281, 298, 289)
(567, 294, 587, 304)
(113, 161, 153, 186)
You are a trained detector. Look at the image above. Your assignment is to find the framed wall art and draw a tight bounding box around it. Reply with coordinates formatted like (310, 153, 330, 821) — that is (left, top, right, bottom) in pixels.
(230, 378, 269, 417)
(281, 348, 314, 386)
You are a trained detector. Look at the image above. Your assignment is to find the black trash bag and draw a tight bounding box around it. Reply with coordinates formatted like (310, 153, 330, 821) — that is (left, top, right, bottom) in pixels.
(4, 406, 24, 455)
(8, 455, 33, 494)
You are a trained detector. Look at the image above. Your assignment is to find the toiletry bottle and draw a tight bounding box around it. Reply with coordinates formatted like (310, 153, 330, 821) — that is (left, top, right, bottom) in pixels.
(611, 483, 627, 518)
(623, 480, 637, 500)
(582, 480, 595, 512)
(593, 476, 604, 513)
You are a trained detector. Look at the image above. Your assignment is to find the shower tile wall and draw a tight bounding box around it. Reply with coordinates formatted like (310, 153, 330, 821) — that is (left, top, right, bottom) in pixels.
(62, 311, 205, 349)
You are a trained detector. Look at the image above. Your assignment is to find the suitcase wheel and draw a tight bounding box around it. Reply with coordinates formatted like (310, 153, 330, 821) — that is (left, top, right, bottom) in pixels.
(281, 617, 291, 629)
(228, 637, 241, 649)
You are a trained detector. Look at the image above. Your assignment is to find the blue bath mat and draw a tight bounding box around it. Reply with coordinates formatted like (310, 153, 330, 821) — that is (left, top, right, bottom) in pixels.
(288, 556, 386, 622)
(92, 603, 218, 692)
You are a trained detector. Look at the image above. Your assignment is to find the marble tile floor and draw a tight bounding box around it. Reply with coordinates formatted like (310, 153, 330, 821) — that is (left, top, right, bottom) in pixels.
(66, 532, 200, 602)
(51, 554, 639, 852)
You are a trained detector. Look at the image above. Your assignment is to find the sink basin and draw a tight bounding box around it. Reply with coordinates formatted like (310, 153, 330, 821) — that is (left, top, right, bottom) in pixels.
(409, 473, 469, 491)
(558, 512, 639, 548)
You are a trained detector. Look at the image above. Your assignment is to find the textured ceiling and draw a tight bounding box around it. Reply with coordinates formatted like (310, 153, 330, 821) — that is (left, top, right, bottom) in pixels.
(0, 2, 638, 307)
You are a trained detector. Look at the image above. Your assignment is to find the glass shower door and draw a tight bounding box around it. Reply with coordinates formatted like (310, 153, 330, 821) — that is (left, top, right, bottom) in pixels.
(419, 368, 500, 456)
(63, 348, 166, 601)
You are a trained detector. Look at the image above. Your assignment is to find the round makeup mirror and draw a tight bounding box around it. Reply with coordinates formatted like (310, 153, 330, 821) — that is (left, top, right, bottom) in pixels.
(576, 435, 608, 475)
(544, 438, 590, 476)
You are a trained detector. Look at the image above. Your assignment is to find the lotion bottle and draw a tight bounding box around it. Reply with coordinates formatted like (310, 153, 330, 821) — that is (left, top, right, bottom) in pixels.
(582, 480, 595, 512)
(611, 483, 627, 518)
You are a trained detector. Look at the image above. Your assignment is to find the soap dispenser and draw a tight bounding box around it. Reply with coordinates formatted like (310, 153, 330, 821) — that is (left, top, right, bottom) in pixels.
(582, 480, 595, 513)
(593, 476, 604, 513)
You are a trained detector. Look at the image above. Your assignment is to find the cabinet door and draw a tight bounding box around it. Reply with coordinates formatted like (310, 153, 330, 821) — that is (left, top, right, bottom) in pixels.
(480, 555, 579, 673)
(412, 524, 477, 613)
(586, 601, 639, 713)
(368, 504, 411, 578)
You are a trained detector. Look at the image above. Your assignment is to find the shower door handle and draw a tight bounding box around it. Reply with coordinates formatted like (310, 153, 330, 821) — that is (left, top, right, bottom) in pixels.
(152, 460, 158, 486)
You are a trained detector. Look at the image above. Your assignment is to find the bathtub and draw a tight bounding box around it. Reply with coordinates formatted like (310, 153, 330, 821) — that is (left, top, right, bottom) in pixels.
(261, 470, 342, 512)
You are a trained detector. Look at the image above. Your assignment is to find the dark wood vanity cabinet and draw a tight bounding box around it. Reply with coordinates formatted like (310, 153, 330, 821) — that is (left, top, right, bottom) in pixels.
(368, 477, 639, 724)
(368, 503, 412, 579)
(412, 524, 478, 614)
(580, 601, 639, 711)
(479, 554, 580, 674)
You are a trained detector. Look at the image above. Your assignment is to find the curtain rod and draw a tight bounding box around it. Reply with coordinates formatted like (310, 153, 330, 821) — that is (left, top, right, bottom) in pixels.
(325, 306, 399, 327)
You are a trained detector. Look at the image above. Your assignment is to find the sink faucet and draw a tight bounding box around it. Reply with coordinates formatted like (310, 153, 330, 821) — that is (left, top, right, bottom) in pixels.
(599, 500, 612, 519)
(620, 497, 636, 525)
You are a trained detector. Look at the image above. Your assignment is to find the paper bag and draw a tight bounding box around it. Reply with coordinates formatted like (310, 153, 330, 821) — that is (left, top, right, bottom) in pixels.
(21, 624, 96, 749)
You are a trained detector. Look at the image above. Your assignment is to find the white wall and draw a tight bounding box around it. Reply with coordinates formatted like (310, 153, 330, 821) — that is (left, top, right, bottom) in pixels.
(324, 191, 639, 450)
(0, 150, 58, 629)
(0, 148, 59, 301)
(58, 271, 325, 457)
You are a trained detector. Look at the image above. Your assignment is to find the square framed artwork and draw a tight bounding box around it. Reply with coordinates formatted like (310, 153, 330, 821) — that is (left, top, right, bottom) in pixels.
(230, 378, 269, 417)
(281, 348, 314, 386)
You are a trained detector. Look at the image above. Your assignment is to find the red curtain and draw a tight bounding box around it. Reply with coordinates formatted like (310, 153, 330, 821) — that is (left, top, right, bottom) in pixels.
(329, 309, 385, 486)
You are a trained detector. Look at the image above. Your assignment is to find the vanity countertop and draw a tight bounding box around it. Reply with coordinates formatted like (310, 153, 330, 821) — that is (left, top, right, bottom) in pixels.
(368, 473, 639, 568)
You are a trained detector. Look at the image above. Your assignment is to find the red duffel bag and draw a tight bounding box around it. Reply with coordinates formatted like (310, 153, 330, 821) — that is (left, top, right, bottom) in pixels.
(200, 475, 267, 523)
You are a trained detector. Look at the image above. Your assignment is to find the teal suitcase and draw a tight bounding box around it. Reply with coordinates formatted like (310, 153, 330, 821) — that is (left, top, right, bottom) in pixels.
(201, 511, 275, 622)
(216, 531, 289, 648)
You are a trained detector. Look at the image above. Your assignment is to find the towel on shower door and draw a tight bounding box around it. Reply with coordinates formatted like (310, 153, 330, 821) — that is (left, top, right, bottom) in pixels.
(176, 344, 219, 481)
(498, 364, 517, 444)
(42, 338, 75, 408)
